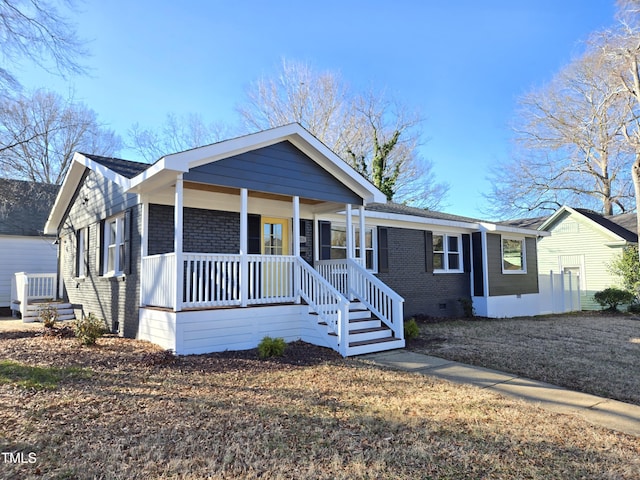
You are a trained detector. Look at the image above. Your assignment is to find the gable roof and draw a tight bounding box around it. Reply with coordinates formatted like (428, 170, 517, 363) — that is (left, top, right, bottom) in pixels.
(45, 124, 388, 234)
(0, 178, 59, 236)
(538, 206, 638, 243)
(81, 153, 150, 179)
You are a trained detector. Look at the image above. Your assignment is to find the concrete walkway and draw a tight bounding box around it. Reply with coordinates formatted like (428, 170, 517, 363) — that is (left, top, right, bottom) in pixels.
(362, 350, 640, 437)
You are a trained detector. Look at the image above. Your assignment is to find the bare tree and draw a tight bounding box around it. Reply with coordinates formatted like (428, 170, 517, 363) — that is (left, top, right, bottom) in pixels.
(237, 59, 449, 208)
(0, 89, 122, 184)
(486, 48, 634, 219)
(0, 0, 87, 93)
(129, 112, 230, 163)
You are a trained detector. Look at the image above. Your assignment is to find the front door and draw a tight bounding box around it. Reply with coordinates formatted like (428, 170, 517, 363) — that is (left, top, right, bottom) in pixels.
(261, 217, 290, 297)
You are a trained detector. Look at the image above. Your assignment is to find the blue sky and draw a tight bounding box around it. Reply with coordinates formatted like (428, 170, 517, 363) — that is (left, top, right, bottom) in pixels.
(17, 0, 616, 219)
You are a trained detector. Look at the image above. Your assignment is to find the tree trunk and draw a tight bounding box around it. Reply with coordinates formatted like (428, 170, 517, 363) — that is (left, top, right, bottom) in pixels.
(633, 153, 640, 265)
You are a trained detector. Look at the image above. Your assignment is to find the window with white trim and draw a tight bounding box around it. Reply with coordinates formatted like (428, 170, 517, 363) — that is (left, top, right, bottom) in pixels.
(433, 234, 462, 273)
(502, 237, 526, 273)
(329, 224, 377, 271)
(103, 214, 126, 276)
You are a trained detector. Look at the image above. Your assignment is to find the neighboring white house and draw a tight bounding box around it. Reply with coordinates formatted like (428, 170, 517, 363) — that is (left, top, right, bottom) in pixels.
(508, 206, 638, 310)
(0, 179, 59, 314)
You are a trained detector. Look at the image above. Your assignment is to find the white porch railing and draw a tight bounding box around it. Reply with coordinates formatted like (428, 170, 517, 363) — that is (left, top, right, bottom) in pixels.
(317, 259, 405, 340)
(141, 253, 177, 309)
(141, 253, 300, 309)
(296, 258, 350, 352)
(140, 253, 352, 354)
(11, 272, 58, 318)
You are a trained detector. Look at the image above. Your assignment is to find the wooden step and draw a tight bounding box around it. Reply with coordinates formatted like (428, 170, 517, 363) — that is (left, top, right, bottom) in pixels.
(347, 337, 405, 356)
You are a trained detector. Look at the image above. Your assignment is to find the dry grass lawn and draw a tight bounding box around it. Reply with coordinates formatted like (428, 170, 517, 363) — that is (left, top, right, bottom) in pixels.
(0, 329, 639, 479)
(408, 313, 640, 406)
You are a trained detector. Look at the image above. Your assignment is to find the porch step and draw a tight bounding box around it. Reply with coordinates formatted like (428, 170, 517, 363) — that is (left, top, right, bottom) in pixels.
(347, 337, 405, 356)
(22, 302, 76, 323)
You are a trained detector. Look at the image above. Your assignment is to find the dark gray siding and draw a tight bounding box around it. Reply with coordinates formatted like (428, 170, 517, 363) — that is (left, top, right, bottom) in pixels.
(184, 141, 362, 204)
(60, 170, 141, 337)
(486, 234, 539, 296)
(375, 227, 471, 318)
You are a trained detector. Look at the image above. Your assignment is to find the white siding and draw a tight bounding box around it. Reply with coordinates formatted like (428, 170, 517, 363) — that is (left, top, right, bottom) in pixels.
(138, 304, 335, 355)
(537, 214, 626, 310)
(0, 235, 57, 307)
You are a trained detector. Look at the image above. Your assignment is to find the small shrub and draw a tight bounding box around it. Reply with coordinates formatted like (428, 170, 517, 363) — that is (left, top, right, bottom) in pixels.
(627, 302, 640, 314)
(258, 336, 287, 359)
(593, 288, 635, 312)
(73, 313, 106, 345)
(458, 297, 475, 318)
(404, 318, 420, 340)
(39, 303, 59, 329)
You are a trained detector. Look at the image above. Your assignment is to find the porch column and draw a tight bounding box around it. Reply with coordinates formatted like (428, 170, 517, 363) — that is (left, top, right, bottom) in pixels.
(292, 196, 300, 303)
(358, 205, 366, 266)
(239, 188, 249, 307)
(292, 196, 300, 257)
(346, 204, 354, 260)
(174, 175, 184, 312)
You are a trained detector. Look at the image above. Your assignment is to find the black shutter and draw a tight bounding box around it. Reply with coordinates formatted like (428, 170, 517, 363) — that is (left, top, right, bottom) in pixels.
(424, 230, 433, 273)
(319, 221, 332, 260)
(75, 230, 81, 278)
(248, 214, 261, 254)
(123, 209, 132, 275)
(378, 227, 389, 273)
(84, 227, 90, 275)
(97, 220, 105, 276)
(462, 234, 471, 273)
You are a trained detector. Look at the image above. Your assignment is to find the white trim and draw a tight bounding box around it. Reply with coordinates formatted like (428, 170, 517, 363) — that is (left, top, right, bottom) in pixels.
(240, 188, 249, 307)
(102, 214, 125, 277)
(174, 176, 184, 311)
(538, 205, 626, 242)
(346, 204, 353, 260)
(432, 232, 463, 274)
(501, 235, 527, 274)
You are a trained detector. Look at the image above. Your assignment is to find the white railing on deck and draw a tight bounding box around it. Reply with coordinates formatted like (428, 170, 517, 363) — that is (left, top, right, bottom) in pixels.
(11, 272, 58, 318)
(141, 253, 176, 309)
(142, 253, 301, 310)
(184, 254, 241, 308)
(296, 258, 349, 352)
(317, 259, 405, 340)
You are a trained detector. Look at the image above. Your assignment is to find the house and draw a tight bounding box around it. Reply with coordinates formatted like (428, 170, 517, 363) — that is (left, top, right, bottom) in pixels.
(44, 123, 547, 356)
(518, 206, 638, 310)
(0, 179, 59, 316)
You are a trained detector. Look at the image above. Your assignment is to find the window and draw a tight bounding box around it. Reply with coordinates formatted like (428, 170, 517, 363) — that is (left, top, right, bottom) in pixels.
(327, 224, 377, 271)
(433, 234, 462, 272)
(103, 214, 126, 276)
(502, 237, 526, 273)
(76, 227, 89, 278)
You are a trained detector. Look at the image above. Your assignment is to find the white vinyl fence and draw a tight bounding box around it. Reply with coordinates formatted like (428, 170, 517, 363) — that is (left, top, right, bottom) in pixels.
(538, 271, 581, 315)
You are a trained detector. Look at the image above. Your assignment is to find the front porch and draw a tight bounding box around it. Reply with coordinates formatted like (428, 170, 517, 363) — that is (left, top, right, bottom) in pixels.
(139, 252, 405, 357)
(129, 128, 404, 356)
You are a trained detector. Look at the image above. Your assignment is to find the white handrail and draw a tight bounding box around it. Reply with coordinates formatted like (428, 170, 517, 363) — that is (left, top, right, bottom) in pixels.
(295, 258, 350, 355)
(317, 259, 405, 340)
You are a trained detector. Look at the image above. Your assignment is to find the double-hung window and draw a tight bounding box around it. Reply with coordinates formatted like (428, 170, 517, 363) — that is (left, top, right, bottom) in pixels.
(327, 224, 377, 271)
(502, 237, 526, 273)
(103, 214, 126, 276)
(432, 233, 462, 273)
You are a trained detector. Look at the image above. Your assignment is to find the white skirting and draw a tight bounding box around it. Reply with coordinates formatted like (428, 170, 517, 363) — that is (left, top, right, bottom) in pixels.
(137, 304, 333, 355)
